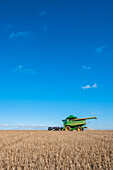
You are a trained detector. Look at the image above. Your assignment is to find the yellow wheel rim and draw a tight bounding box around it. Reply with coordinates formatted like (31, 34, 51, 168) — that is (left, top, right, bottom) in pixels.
(78, 128, 80, 131)
(65, 127, 70, 131)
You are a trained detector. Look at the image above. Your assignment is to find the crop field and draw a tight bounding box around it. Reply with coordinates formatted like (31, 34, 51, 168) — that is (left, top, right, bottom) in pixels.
(0, 130, 112, 170)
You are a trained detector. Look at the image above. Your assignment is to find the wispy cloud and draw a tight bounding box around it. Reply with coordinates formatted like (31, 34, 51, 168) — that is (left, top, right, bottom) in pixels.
(78, 66, 92, 72)
(17, 124, 47, 127)
(82, 85, 91, 89)
(9, 31, 29, 39)
(92, 83, 98, 88)
(91, 112, 101, 115)
(95, 45, 105, 54)
(40, 10, 47, 16)
(4, 24, 14, 29)
(44, 25, 48, 31)
(82, 66, 91, 70)
(0, 124, 12, 127)
(12, 65, 36, 75)
(0, 124, 48, 130)
(81, 83, 98, 89)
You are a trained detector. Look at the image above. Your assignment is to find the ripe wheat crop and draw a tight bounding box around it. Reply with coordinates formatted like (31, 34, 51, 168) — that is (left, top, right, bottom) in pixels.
(0, 130, 112, 169)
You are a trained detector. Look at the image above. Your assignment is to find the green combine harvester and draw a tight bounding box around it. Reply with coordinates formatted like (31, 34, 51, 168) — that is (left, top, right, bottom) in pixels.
(62, 115, 97, 131)
(48, 115, 97, 131)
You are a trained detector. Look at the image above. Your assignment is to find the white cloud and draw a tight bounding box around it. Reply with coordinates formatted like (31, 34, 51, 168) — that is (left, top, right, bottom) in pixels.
(82, 83, 98, 89)
(12, 65, 36, 75)
(81, 85, 91, 89)
(82, 66, 91, 70)
(40, 10, 47, 16)
(9, 31, 29, 39)
(92, 83, 98, 88)
(95, 45, 105, 54)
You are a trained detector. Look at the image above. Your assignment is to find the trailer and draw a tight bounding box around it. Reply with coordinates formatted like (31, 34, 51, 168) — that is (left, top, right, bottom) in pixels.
(48, 127, 63, 131)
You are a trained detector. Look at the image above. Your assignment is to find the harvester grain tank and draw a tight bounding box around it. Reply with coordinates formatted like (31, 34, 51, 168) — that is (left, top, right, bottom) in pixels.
(62, 115, 97, 131)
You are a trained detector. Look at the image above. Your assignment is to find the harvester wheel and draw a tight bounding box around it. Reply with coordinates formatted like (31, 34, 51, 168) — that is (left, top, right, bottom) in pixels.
(77, 126, 82, 132)
(65, 126, 71, 131)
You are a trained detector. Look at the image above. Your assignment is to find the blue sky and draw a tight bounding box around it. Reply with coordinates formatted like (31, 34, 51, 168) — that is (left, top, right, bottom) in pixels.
(0, 0, 113, 130)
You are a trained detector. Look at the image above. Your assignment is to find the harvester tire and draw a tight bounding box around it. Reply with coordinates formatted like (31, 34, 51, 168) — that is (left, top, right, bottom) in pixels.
(77, 126, 82, 132)
(65, 126, 71, 131)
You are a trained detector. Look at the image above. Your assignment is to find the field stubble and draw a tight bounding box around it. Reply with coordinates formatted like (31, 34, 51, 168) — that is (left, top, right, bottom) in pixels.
(0, 130, 112, 170)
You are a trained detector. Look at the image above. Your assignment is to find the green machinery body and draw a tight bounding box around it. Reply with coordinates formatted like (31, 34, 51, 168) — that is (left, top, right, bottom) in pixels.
(62, 115, 97, 131)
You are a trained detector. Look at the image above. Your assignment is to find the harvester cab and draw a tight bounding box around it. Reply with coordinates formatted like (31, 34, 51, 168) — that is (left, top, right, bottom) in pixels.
(62, 115, 97, 131)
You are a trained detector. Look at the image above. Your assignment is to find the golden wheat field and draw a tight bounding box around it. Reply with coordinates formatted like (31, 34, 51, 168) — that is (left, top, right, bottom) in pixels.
(0, 130, 112, 170)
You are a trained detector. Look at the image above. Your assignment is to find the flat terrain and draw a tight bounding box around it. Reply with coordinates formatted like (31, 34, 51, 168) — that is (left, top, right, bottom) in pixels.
(0, 130, 112, 170)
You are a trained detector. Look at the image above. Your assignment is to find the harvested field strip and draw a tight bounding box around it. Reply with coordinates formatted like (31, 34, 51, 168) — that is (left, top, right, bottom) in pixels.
(0, 130, 112, 169)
